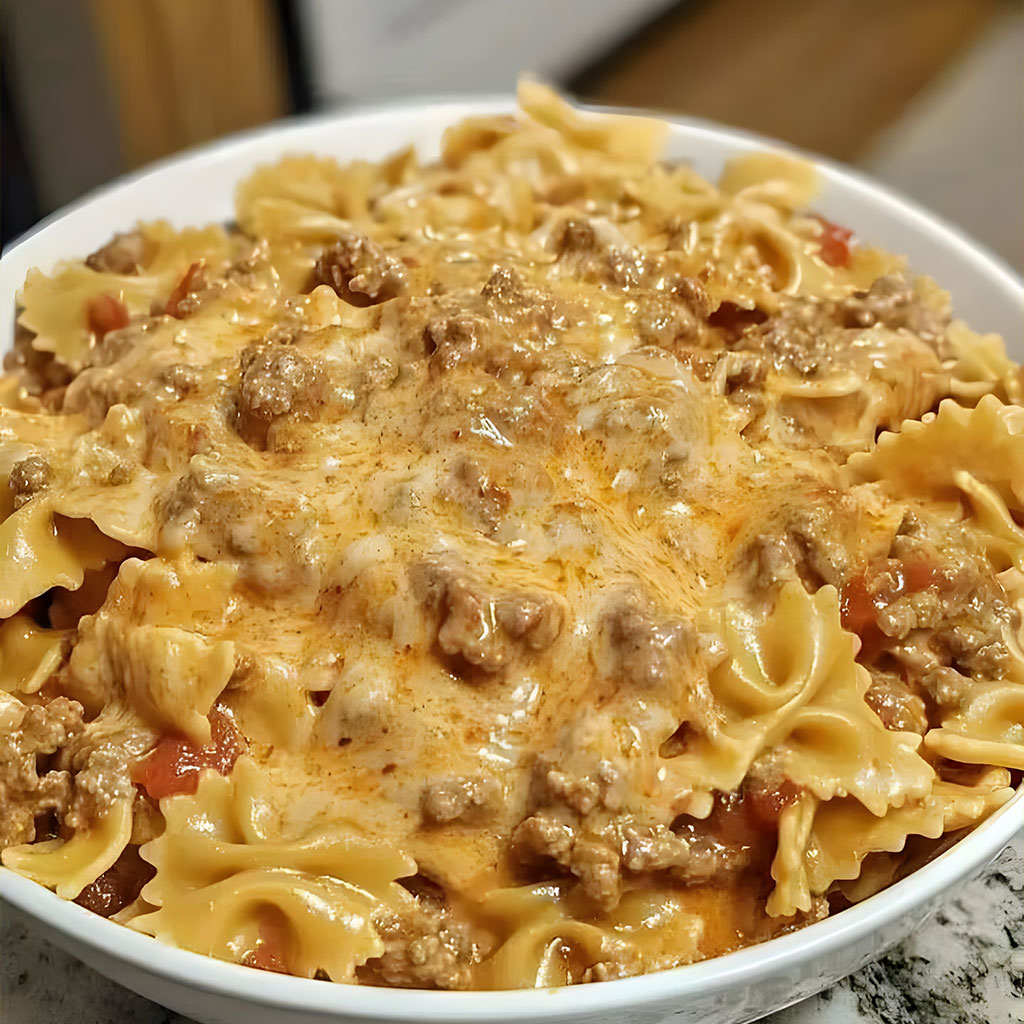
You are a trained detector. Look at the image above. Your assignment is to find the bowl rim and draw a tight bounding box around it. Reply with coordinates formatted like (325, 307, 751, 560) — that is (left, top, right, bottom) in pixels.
(1, 95, 1022, 1021)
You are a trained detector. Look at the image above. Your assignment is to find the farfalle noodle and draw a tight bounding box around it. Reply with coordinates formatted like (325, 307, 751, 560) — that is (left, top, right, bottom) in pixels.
(131, 758, 416, 980)
(664, 583, 933, 817)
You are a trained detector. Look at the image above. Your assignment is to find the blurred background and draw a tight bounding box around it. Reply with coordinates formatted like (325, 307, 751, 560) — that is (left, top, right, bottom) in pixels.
(2, 0, 1021, 267)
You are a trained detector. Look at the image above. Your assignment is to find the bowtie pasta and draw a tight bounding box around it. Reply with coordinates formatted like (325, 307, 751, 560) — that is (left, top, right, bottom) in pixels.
(1, 82, 1020, 989)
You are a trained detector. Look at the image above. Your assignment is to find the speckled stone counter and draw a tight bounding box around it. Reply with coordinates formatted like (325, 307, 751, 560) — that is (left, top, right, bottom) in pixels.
(3, 833, 1020, 1024)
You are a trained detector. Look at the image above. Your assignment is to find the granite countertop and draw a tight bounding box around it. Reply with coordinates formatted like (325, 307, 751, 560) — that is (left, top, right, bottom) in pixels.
(3, 832, 1020, 1024)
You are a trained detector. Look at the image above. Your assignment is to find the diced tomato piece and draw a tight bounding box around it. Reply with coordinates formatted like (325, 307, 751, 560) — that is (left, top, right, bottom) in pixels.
(74, 845, 155, 917)
(840, 554, 940, 657)
(901, 555, 937, 593)
(131, 705, 244, 800)
(87, 294, 130, 339)
(814, 216, 854, 268)
(697, 779, 804, 850)
(241, 910, 290, 974)
(242, 943, 288, 974)
(743, 777, 804, 831)
(839, 571, 876, 638)
(165, 260, 205, 318)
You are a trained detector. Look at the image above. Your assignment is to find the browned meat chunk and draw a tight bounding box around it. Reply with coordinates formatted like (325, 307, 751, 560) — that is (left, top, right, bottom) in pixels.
(157, 362, 201, 398)
(423, 267, 556, 376)
(511, 807, 746, 909)
(635, 300, 697, 348)
(738, 303, 841, 377)
(311, 233, 406, 305)
(633, 275, 713, 348)
(597, 591, 693, 690)
(9, 454, 52, 509)
(554, 217, 617, 280)
(363, 902, 479, 989)
(410, 560, 562, 675)
(0, 697, 83, 848)
(535, 756, 624, 816)
(865, 670, 928, 733)
(420, 775, 499, 824)
(839, 274, 950, 340)
(443, 459, 511, 535)
(425, 313, 485, 373)
(73, 844, 155, 917)
(936, 611, 1014, 679)
(480, 266, 525, 305)
(85, 231, 151, 275)
(751, 499, 851, 592)
(671, 276, 714, 321)
(568, 837, 622, 907)
(423, 301, 546, 379)
(235, 342, 325, 449)
(871, 521, 1018, 688)
(552, 216, 648, 288)
(418, 565, 505, 672)
(62, 744, 137, 831)
(673, 834, 753, 883)
(494, 593, 562, 651)
(553, 217, 598, 254)
(510, 811, 577, 866)
(618, 822, 695, 873)
(512, 809, 632, 908)
(3, 324, 73, 401)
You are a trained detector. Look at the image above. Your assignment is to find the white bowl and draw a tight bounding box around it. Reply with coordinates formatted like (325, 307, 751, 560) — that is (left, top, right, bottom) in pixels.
(1, 98, 1022, 1024)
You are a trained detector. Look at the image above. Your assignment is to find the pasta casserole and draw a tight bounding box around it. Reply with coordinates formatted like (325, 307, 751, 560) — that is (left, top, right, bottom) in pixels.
(1, 82, 1021, 989)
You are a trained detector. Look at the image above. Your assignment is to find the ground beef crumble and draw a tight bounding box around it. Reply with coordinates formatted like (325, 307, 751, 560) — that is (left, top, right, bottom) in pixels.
(235, 340, 326, 448)
(362, 901, 481, 989)
(84, 231, 151, 275)
(595, 589, 695, 690)
(311, 233, 406, 305)
(0, 697, 84, 848)
(420, 775, 499, 824)
(838, 274, 950, 340)
(865, 669, 929, 733)
(409, 559, 562, 674)
(8, 454, 53, 508)
(510, 809, 752, 910)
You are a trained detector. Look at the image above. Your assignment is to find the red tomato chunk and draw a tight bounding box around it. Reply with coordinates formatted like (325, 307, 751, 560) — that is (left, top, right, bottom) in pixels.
(74, 845, 155, 917)
(241, 909, 291, 974)
(131, 705, 244, 800)
(840, 555, 940, 657)
(165, 260, 205, 318)
(815, 216, 854, 268)
(87, 294, 129, 340)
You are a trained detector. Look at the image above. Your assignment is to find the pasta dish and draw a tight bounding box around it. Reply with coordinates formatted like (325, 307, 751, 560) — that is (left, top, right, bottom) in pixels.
(1, 83, 1021, 989)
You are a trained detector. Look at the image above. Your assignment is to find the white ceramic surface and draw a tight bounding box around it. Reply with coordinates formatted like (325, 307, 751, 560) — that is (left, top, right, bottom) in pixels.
(1, 99, 1022, 1024)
